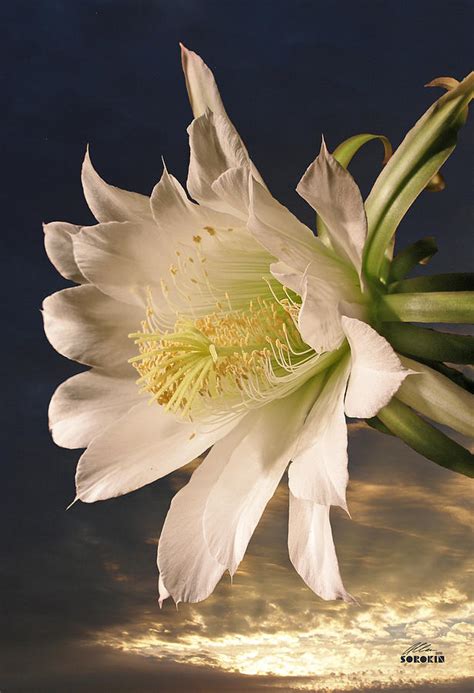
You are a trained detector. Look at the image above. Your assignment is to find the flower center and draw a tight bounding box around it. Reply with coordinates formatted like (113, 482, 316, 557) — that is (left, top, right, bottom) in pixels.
(129, 298, 320, 421)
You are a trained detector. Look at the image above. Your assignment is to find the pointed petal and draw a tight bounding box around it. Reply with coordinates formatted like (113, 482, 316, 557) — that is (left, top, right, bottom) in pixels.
(270, 260, 305, 295)
(342, 316, 413, 418)
(248, 177, 319, 272)
(180, 44, 227, 119)
(248, 178, 362, 351)
(298, 274, 345, 353)
(43, 221, 86, 283)
(298, 268, 366, 355)
(181, 45, 265, 210)
(42, 285, 139, 369)
(210, 166, 250, 220)
(157, 445, 227, 604)
(289, 358, 351, 510)
(158, 574, 171, 607)
(297, 140, 367, 276)
(73, 220, 168, 307)
(203, 388, 316, 575)
(187, 110, 255, 213)
(76, 402, 239, 502)
(49, 368, 139, 449)
(151, 166, 239, 239)
(289, 493, 354, 602)
(82, 148, 152, 223)
(150, 167, 262, 317)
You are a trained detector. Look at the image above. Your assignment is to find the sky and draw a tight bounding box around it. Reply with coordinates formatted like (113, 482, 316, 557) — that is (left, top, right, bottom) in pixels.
(1, 0, 473, 691)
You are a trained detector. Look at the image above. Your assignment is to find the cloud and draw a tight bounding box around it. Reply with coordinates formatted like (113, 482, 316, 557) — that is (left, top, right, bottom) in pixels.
(4, 419, 471, 692)
(76, 428, 472, 692)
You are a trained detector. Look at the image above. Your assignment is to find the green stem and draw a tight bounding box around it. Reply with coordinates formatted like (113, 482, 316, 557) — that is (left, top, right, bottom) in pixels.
(378, 291, 474, 323)
(388, 272, 474, 294)
(379, 322, 474, 363)
(377, 398, 473, 477)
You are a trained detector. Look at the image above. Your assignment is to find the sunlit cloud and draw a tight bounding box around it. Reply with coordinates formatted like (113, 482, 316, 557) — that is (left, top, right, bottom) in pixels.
(96, 583, 472, 690)
(91, 428, 473, 691)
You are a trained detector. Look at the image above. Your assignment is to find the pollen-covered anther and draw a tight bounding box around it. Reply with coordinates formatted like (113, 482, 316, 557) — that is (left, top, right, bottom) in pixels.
(129, 298, 314, 420)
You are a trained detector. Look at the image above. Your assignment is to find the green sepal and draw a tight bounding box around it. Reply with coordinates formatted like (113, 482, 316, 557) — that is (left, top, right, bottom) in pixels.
(378, 291, 474, 323)
(388, 237, 438, 282)
(416, 360, 474, 394)
(397, 356, 474, 436)
(364, 73, 474, 282)
(425, 171, 445, 192)
(317, 133, 392, 246)
(332, 133, 392, 168)
(377, 398, 474, 478)
(365, 416, 394, 436)
(380, 322, 474, 364)
(388, 272, 474, 294)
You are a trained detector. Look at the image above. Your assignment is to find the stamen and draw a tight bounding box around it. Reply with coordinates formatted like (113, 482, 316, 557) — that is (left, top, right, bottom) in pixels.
(129, 297, 322, 422)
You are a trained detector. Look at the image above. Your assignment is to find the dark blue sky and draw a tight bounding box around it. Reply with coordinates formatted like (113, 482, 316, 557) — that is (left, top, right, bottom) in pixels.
(1, 1, 473, 691)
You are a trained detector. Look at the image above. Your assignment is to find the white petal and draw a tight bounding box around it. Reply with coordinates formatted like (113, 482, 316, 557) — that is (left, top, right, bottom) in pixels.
(210, 166, 250, 221)
(298, 274, 345, 354)
(151, 166, 239, 240)
(158, 574, 170, 608)
(203, 388, 316, 575)
(342, 316, 413, 418)
(42, 285, 139, 369)
(249, 177, 362, 353)
(297, 139, 367, 276)
(180, 43, 227, 119)
(181, 46, 265, 210)
(73, 221, 166, 307)
(76, 402, 239, 502)
(43, 221, 86, 283)
(249, 177, 319, 273)
(289, 493, 354, 602)
(150, 168, 260, 317)
(49, 368, 139, 449)
(289, 358, 351, 510)
(187, 110, 254, 213)
(270, 260, 305, 295)
(82, 148, 153, 223)
(157, 445, 227, 604)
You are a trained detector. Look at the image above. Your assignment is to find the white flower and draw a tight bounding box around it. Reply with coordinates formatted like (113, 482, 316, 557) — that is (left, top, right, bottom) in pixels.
(43, 46, 412, 606)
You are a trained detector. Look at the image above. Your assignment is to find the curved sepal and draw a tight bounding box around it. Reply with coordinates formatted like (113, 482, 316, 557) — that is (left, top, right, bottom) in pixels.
(378, 291, 474, 323)
(380, 322, 474, 364)
(388, 272, 474, 294)
(316, 133, 392, 247)
(397, 356, 474, 436)
(377, 397, 474, 478)
(388, 237, 438, 282)
(365, 72, 474, 281)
